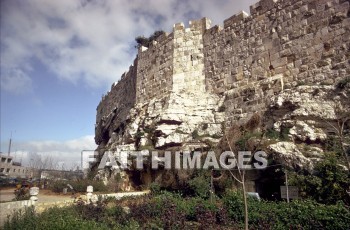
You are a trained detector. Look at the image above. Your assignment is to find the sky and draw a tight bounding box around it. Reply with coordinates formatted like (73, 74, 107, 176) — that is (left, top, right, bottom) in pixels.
(0, 0, 257, 170)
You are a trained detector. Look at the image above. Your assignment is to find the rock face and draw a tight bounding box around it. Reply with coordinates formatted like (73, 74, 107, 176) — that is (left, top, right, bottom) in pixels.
(265, 84, 349, 171)
(268, 141, 315, 170)
(94, 0, 350, 190)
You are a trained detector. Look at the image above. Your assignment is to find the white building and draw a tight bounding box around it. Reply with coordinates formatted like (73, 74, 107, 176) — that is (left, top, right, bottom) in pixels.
(0, 154, 33, 178)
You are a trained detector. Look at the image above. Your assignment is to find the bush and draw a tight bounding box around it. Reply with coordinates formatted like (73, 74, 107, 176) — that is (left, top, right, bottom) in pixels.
(4, 206, 110, 230)
(135, 30, 165, 48)
(289, 153, 350, 205)
(5, 190, 350, 230)
(49, 179, 108, 193)
(222, 191, 245, 222)
(188, 175, 211, 199)
(149, 182, 161, 195)
(223, 191, 350, 229)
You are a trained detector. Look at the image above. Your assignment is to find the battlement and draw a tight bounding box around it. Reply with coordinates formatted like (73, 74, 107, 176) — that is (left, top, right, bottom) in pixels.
(250, 0, 279, 15)
(96, 0, 350, 142)
(224, 11, 249, 28)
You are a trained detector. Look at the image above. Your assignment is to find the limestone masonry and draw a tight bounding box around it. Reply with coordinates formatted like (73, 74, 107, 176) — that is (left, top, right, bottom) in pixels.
(94, 0, 349, 189)
(92, 0, 350, 190)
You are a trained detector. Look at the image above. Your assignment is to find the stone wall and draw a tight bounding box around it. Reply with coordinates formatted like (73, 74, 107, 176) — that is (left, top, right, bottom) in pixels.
(96, 0, 350, 142)
(136, 32, 174, 104)
(172, 18, 211, 93)
(95, 61, 137, 144)
(203, 0, 350, 126)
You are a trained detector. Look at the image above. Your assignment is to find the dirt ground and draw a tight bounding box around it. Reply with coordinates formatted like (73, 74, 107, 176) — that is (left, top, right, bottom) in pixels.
(0, 187, 73, 203)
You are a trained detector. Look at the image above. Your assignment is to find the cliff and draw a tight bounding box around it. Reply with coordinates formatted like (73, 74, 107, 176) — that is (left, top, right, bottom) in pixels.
(93, 0, 350, 191)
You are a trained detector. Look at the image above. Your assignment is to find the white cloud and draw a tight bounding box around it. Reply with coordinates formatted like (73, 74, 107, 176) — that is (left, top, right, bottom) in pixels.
(3, 135, 97, 170)
(0, 68, 33, 94)
(0, 0, 257, 92)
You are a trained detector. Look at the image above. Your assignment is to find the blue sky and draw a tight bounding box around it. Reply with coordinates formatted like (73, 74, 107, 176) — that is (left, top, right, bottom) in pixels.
(1, 0, 256, 170)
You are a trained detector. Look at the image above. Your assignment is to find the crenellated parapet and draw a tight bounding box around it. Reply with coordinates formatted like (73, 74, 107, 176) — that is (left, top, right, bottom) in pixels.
(203, 0, 350, 126)
(96, 0, 350, 143)
(172, 18, 211, 93)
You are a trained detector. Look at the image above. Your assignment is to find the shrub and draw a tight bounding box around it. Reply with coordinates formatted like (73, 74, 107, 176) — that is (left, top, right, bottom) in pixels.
(49, 179, 108, 193)
(222, 191, 245, 222)
(75, 200, 107, 222)
(135, 30, 165, 48)
(289, 153, 350, 205)
(4, 206, 110, 230)
(194, 203, 217, 227)
(223, 190, 350, 229)
(188, 175, 211, 199)
(265, 129, 280, 139)
(5, 190, 350, 230)
(264, 127, 290, 141)
(49, 180, 67, 193)
(149, 182, 161, 195)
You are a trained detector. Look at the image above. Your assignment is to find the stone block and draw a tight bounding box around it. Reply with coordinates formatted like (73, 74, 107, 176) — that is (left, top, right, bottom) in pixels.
(250, 0, 278, 15)
(224, 11, 249, 28)
(271, 57, 288, 68)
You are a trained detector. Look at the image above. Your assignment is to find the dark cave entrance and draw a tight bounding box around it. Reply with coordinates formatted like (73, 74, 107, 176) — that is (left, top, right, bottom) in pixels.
(255, 164, 285, 201)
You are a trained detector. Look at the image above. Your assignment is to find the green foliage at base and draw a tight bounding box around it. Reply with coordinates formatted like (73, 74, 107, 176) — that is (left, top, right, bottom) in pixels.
(224, 191, 350, 229)
(49, 179, 108, 193)
(289, 153, 350, 205)
(5, 191, 350, 230)
(188, 174, 211, 199)
(149, 182, 161, 195)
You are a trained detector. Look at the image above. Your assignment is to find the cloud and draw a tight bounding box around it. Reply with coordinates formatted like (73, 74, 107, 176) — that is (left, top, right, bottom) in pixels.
(0, 0, 257, 92)
(0, 68, 33, 95)
(3, 135, 97, 170)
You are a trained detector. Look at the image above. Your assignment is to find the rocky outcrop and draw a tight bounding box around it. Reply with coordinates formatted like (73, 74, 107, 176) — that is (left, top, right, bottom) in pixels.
(98, 91, 224, 152)
(265, 84, 350, 171)
(93, 0, 350, 191)
(268, 141, 317, 171)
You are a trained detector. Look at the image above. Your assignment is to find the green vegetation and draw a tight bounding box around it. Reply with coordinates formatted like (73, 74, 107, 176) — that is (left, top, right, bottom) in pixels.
(188, 174, 211, 199)
(289, 153, 350, 205)
(135, 30, 165, 48)
(49, 179, 108, 193)
(265, 127, 290, 141)
(5, 191, 350, 230)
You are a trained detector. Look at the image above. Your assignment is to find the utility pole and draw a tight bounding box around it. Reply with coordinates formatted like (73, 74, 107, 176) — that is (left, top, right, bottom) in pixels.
(8, 132, 12, 156)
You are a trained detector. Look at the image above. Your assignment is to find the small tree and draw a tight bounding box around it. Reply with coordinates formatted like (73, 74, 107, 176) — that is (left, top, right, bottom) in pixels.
(326, 104, 350, 170)
(290, 153, 350, 205)
(219, 113, 262, 230)
(135, 30, 165, 48)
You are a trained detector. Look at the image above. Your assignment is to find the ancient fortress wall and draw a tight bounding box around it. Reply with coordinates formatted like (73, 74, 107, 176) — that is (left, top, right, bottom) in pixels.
(95, 60, 137, 144)
(204, 0, 349, 126)
(96, 0, 349, 143)
(172, 18, 211, 93)
(136, 33, 174, 104)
